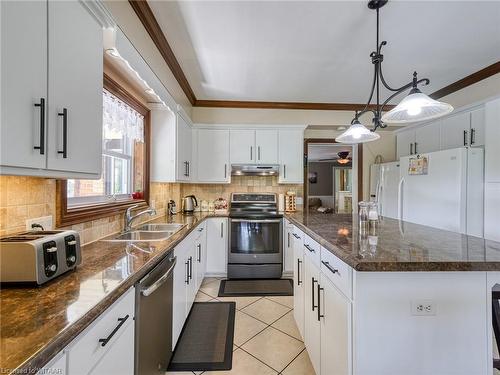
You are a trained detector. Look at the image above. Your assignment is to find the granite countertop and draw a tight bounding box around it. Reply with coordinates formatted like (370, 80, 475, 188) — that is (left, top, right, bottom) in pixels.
(0, 212, 226, 374)
(286, 211, 500, 272)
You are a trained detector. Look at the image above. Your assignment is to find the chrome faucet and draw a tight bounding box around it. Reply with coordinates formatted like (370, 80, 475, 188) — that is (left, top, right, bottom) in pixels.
(124, 204, 157, 232)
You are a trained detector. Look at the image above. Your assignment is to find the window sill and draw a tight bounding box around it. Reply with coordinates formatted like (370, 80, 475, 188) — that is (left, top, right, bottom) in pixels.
(58, 198, 149, 227)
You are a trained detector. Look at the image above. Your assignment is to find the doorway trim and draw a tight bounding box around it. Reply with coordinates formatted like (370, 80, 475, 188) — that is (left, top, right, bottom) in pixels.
(303, 138, 363, 211)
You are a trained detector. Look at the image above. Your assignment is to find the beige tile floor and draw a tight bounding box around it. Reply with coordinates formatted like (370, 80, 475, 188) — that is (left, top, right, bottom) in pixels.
(167, 277, 316, 375)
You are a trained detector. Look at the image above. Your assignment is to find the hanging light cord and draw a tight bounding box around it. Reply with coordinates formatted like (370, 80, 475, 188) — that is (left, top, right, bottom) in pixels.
(357, 3, 431, 131)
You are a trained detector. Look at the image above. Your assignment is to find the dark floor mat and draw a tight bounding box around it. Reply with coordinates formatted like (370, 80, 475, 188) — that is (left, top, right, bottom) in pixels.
(168, 302, 235, 372)
(218, 279, 294, 297)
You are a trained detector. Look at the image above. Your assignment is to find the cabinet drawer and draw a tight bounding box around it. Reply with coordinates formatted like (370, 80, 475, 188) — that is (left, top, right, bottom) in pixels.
(320, 247, 352, 299)
(67, 288, 135, 374)
(303, 235, 320, 267)
(194, 221, 206, 241)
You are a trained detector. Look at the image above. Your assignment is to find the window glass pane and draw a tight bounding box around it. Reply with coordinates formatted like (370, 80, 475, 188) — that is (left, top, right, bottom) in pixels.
(67, 90, 144, 208)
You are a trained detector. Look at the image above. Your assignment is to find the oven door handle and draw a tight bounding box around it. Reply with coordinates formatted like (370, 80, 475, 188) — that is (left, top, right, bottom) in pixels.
(230, 219, 282, 223)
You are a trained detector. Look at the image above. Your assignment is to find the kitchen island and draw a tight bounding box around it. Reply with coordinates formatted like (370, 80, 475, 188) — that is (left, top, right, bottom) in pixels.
(285, 211, 500, 375)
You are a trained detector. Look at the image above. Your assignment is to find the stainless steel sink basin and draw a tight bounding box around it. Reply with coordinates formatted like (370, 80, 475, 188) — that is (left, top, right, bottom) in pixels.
(137, 223, 186, 232)
(105, 231, 174, 242)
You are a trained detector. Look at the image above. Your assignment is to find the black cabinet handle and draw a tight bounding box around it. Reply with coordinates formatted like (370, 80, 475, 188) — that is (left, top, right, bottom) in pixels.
(311, 277, 318, 311)
(409, 143, 413, 155)
(224, 163, 227, 179)
(189, 256, 193, 280)
(250, 146, 253, 161)
(197, 244, 201, 262)
(414, 142, 418, 154)
(284, 164, 286, 178)
(33, 98, 45, 155)
(317, 285, 324, 321)
(321, 261, 339, 275)
(258, 146, 261, 160)
(471, 128, 476, 145)
(98, 314, 129, 347)
(463, 130, 468, 146)
(184, 161, 189, 177)
(297, 259, 302, 285)
(57, 108, 68, 158)
(185, 261, 189, 284)
(304, 244, 315, 253)
(292, 233, 300, 239)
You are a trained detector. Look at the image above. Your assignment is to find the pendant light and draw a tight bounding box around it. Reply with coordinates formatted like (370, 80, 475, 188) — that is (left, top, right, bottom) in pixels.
(336, 0, 453, 144)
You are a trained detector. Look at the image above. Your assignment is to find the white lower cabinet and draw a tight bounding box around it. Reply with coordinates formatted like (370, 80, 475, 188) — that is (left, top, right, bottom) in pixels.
(292, 228, 305, 338)
(66, 288, 135, 375)
(194, 224, 207, 290)
(205, 218, 228, 276)
(304, 252, 321, 375)
(319, 275, 351, 375)
(283, 220, 294, 274)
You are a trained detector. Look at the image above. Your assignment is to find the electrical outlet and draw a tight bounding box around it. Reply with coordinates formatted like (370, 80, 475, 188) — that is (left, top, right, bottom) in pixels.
(411, 300, 436, 316)
(26, 216, 53, 231)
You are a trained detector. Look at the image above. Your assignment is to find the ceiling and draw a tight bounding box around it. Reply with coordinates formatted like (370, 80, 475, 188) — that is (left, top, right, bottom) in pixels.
(147, 0, 500, 104)
(308, 144, 352, 162)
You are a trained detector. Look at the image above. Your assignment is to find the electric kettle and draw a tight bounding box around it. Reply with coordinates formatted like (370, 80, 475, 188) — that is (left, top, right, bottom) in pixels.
(181, 195, 198, 213)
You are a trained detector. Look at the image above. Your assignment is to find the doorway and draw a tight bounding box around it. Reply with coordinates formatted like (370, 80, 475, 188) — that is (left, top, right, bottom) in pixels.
(304, 139, 363, 213)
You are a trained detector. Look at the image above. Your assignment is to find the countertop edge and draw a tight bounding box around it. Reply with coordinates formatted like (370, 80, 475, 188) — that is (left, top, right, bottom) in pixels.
(12, 214, 224, 374)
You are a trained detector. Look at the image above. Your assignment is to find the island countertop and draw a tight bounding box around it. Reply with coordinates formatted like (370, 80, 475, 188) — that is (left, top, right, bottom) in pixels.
(0, 212, 225, 374)
(285, 211, 500, 272)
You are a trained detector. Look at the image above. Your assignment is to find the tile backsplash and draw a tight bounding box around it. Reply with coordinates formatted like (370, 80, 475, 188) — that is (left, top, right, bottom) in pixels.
(0, 175, 302, 244)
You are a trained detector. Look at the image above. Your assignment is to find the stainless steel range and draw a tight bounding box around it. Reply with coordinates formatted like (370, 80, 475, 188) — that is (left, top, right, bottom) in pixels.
(228, 193, 283, 279)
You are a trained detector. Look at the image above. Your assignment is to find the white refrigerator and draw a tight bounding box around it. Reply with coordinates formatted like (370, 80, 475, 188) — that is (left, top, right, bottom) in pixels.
(398, 147, 484, 236)
(370, 162, 400, 219)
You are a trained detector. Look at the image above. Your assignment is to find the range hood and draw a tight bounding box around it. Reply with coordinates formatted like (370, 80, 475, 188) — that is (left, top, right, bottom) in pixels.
(231, 164, 280, 176)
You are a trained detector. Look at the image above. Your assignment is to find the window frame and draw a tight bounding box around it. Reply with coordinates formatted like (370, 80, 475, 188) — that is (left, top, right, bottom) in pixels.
(57, 73, 151, 227)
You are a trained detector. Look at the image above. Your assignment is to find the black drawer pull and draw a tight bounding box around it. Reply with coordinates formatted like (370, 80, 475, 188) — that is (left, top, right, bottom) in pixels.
(57, 108, 68, 158)
(292, 233, 300, 239)
(322, 261, 339, 274)
(304, 244, 315, 252)
(297, 259, 302, 286)
(34, 98, 45, 155)
(311, 277, 318, 311)
(98, 314, 129, 347)
(317, 285, 324, 321)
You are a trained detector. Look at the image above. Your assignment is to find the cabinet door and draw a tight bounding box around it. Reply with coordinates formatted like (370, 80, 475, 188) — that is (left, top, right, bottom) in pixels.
(47, 0, 102, 174)
(1, 1, 47, 169)
(205, 218, 228, 275)
(230, 129, 255, 164)
(440, 112, 470, 150)
(256, 129, 278, 164)
(292, 231, 305, 339)
(396, 130, 415, 159)
(415, 123, 440, 154)
(197, 129, 230, 182)
(485, 99, 500, 183)
(304, 256, 321, 375)
(186, 245, 197, 314)
(195, 227, 207, 290)
(176, 114, 192, 181)
(470, 107, 485, 147)
(485, 183, 500, 242)
(320, 276, 352, 375)
(88, 321, 134, 375)
(279, 129, 304, 183)
(173, 245, 188, 347)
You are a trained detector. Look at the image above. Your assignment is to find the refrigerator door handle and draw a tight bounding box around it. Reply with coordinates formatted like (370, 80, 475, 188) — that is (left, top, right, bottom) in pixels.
(397, 177, 405, 221)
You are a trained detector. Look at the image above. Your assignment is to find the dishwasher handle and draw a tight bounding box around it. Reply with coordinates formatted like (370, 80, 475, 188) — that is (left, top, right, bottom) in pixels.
(141, 256, 177, 297)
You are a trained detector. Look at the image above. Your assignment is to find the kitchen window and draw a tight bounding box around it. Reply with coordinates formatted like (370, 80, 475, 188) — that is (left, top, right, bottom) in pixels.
(57, 73, 150, 226)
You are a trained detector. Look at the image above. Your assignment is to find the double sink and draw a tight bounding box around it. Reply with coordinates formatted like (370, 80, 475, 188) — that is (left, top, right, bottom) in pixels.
(104, 223, 186, 242)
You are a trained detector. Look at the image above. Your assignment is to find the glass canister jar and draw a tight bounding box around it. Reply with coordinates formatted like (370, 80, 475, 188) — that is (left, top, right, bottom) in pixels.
(368, 202, 380, 234)
(358, 201, 369, 235)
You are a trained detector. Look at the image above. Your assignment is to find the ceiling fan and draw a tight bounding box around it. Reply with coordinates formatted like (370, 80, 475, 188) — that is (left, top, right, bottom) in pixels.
(319, 151, 352, 164)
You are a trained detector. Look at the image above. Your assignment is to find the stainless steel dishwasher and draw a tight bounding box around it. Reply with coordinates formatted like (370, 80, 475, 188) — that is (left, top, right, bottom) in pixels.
(135, 252, 176, 375)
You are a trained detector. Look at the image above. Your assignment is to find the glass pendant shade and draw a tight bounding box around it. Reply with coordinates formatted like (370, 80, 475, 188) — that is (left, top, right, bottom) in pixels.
(336, 120, 380, 144)
(381, 90, 454, 124)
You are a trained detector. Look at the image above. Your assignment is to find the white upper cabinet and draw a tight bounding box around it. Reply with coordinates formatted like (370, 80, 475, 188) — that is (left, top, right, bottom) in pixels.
(0, 0, 104, 178)
(46, 0, 103, 174)
(485, 99, 500, 183)
(255, 129, 278, 164)
(279, 129, 303, 183)
(151, 108, 194, 183)
(1, 1, 48, 170)
(230, 129, 256, 164)
(415, 123, 441, 154)
(470, 107, 485, 147)
(396, 130, 416, 159)
(440, 112, 470, 150)
(196, 129, 230, 183)
(176, 113, 193, 181)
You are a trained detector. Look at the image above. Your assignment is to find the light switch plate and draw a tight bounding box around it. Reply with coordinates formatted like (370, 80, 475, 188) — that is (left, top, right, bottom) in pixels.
(26, 216, 53, 231)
